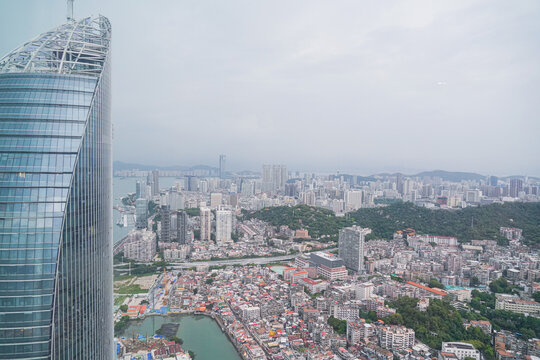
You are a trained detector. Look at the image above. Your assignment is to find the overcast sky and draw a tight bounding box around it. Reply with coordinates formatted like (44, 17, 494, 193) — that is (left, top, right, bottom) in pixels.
(1, 1, 539, 176)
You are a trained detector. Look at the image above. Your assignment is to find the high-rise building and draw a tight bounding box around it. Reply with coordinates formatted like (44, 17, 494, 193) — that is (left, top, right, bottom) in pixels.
(135, 198, 149, 229)
(160, 205, 171, 242)
(219, 154, 226, 178)
(509, 178, 523, 198)
(488, 176, 498, 187)
(216, 208, 233, 242)
(262, 164, 287, 193)
(123, 229, 157, 262)
(177, 211, 189, 244)
(136, 180, 145, 199)
(151, 170, 160, 197)
(200, 207, 212, 241)
(338, 226, 371, 272)
(185, 175, 198, 192)
(210, 192, 223, 208)
(0, 16, 113, 358)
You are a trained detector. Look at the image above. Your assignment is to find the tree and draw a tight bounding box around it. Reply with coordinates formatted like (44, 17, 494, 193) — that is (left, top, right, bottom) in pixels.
(470, 276, 480, 287)
(532, 292, 540, 303)
(119, 304, 128, 313)
(170, 336, 183, 345)
(428, 278, 445, 289)
(327, 316, 347, 335)
(489, 277, 515, 294)
(188, 350, 196, 359)
(385, 313, 404, 325)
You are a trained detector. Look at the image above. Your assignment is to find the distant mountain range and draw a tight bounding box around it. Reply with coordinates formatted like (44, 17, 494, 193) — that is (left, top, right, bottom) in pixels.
(114, 162, 536, 182)
(113, 161, 217, 172)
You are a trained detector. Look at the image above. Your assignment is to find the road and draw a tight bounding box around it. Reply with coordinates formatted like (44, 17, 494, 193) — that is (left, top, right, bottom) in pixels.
(113, 248, 337, 270)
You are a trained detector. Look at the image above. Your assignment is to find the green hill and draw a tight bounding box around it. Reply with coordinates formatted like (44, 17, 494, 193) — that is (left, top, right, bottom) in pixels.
(349, 202, 540, 244)
(245, 202, 540, 244)
(244, 205, 349, 239)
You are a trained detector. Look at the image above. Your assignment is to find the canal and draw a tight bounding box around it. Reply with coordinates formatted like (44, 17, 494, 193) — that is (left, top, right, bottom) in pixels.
(121, 314, 242, 360)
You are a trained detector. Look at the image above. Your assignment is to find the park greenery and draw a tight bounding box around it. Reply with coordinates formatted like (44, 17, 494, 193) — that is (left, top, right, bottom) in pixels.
(327, 316, 347, 335)
(246, 202, 540, 244)
(245, 205, 349, 239)
(469, 290, 540, 339)
(488, 277, 518, 294)
(388, 297, 495, 359)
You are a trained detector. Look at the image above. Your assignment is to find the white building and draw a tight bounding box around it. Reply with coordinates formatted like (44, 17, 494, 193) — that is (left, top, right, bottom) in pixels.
(345, 190, 364, 211)
(216, 208, 233, 243)
(356, 282, 374, 300)
(441, 342, 480, 360)
(379, 325, 415, 351)
(123, 229, 156, 262)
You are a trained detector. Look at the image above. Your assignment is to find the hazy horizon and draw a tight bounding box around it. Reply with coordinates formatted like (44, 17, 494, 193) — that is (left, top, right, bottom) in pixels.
(113, 160, 538, 178)
(2, 1, 539, 176)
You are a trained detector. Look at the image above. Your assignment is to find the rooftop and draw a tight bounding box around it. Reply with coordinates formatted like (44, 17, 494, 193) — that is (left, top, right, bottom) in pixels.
(0, 15, 111, 76)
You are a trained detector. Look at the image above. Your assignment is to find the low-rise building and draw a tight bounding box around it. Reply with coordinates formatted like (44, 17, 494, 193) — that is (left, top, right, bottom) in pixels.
(441, 342, 481, 360)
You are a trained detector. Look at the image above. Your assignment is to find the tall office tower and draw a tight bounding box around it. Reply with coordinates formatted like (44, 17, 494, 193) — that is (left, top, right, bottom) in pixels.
(0, 16, 113, 359)
(338, 226, 371, 272)
(200, 207, 212, 241)
(151, 170, 160, 196)
(509, 178, 523, 198)
(135, 198, 149, 229)
(136, 180, 144, 199)
(177, 211, 189, 244)
(396, 173, 404, 195)
(488, 176, 498, 187)
(160, 205, 171, 242)
(185, 175, 198, 192)
(262, 164, 273, 193)
(219, 154, 226, 179)
(216, 208, 233, 243)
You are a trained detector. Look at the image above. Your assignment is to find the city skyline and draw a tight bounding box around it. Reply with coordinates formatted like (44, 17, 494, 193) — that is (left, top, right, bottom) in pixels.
(1, 1, 539, 176)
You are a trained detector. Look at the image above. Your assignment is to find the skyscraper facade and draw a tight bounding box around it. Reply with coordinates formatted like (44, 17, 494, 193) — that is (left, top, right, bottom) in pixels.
(0, 16, 113, 359)
(219, 154, 226, 179)
(338, 226, 371, 272)
(150, 170, 159, 197)
(160, 205, 171, 242)
(135, 198, 149, 229)
(176, 211, 189, 245)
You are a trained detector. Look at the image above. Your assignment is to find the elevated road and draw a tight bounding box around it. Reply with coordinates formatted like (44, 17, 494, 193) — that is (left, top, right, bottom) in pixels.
(113, 248, 337, 270)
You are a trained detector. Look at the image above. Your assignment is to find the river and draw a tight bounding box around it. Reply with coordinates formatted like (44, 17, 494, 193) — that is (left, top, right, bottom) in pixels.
(121, 314, 242, 360)
(113, 176, 180, 244)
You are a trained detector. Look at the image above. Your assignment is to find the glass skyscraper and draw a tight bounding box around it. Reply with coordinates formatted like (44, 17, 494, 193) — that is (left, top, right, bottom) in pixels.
(0, 16, 113, 359)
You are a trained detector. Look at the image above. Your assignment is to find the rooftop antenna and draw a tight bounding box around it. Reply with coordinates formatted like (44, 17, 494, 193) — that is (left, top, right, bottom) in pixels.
(67, 0, 74, 21)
